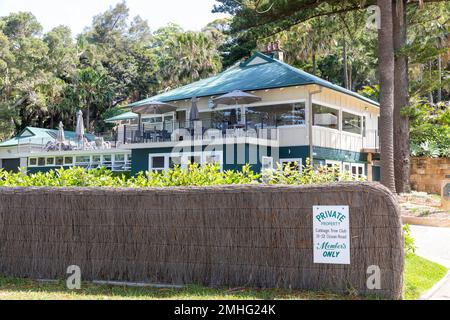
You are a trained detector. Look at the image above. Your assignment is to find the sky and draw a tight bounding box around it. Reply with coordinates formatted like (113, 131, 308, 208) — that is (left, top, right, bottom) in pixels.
(0, 0, 228, 35)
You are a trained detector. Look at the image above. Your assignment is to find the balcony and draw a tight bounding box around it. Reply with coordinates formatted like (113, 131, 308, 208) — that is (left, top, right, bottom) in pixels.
(117, 120, 280, 145)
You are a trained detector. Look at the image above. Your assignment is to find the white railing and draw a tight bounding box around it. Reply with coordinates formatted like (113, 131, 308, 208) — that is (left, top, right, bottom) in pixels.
(313, 127, 379, 152)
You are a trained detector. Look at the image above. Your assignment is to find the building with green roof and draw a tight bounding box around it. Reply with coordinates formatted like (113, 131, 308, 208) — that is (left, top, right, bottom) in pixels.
(2, 52, 381, 180)
(115, 51, 381, 181)
(0, 127, 129, 173)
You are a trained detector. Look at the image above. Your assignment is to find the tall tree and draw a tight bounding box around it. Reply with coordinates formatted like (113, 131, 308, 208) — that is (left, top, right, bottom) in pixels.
(393, 0, 411, 193)
(378, 0, 396, 192)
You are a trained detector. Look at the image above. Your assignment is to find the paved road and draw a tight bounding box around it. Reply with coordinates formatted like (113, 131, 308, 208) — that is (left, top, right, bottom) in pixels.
(410, 225, 450, 300)
(410, 226, 450, 268)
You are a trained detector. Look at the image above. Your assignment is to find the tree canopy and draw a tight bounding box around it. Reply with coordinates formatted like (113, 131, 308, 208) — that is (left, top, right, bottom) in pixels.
(0, 2, 225, 138)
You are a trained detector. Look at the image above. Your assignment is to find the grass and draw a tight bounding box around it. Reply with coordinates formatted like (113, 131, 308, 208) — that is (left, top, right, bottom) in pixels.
(404, 253, 448, 300)
(0, 278, 363, 300)
(0, 254, 446, 300)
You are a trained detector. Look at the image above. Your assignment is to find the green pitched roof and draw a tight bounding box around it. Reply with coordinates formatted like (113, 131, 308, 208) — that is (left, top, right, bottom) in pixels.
(0, 127, 96, 147)
(105, 111, 139, 122)
(129, 52, 379, 108)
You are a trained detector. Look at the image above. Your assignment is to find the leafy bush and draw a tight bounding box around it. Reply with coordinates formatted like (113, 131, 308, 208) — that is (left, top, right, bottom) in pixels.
(403, 100, 450, 158)
(263, 159, 364, 185)
(403, 224, 416, 255)
(0, 161, 363, 188)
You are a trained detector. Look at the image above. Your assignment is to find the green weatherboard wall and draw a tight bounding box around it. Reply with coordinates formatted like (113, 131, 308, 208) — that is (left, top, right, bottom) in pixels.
(22, 145, 370, 176)
(130, 144, 276, 175)
(130, 144, 368, 175)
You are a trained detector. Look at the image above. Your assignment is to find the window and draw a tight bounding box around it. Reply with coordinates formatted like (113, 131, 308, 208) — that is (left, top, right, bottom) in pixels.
(115, 154, 125, 162)
(205, 108, 242, 129)
(92, 155, 101, 163)
(262, 156, 274, 171)
(343, 162, 351, 173)
(64, 157, 73, 165)
(275, 103, 305, 126)
(280, 159, 303, 173)
(325, 160, 341, 181)
(142, 116, 163, 124)
(29, 158, 37, 166)
(313, 104, 339, 129)
(246, 103, 305, 128)
(204, 153, 222, 165)
(75, 156, 90, 165)
(150, 155, 167, 173)
(169, 156, 182, 169)
(187, 155, 202, 165)
(38, 158, 46, 166)
(150, 152, 223, 173)
(342, 162, 366, 180)
(46, 157, 55, 166)
(342, 111, 362, 134)
(55, 157, 64, 166)
(351, 163, 365, 179)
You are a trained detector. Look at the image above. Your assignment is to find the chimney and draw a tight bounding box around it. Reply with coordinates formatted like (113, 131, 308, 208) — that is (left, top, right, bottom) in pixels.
(263, 41, 284, 62)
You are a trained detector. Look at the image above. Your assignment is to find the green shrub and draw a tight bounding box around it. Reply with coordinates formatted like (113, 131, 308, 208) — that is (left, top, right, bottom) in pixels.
(403, 224, 416, 255)
(0, 161, 363, 188)
(403, 100, 450, 158)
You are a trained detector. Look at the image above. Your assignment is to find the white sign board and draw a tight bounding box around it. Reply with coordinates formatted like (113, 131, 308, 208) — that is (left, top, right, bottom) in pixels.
(313, 206, 350, 265)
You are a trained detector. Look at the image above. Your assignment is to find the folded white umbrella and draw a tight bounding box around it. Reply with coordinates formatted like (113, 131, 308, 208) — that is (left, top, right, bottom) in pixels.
(76, 110, 85, 141)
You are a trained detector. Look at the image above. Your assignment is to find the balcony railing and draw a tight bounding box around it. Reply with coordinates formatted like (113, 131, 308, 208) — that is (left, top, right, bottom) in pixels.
(119, 120, 279, 145)
(363, 129, 379, 150)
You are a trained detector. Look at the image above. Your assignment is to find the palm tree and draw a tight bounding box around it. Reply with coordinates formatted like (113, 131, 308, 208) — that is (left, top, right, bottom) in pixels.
(77, 67, 113, 132)
(378, 0, 396, 193)
(154, 27, 222, 91)
(268, 17, 335, 75)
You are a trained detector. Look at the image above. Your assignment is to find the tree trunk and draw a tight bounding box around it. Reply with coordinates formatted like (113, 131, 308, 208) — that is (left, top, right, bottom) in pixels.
(378, 0, 397, 193)
(393, 0, 411, 194)
(438, 55, 442, 102)
(343, 40, 349, 89)
(312, 52, 317, 75)
(86, 104, 90, 133)
(348, 62, 353, 90)
(428, 61, 434, 104)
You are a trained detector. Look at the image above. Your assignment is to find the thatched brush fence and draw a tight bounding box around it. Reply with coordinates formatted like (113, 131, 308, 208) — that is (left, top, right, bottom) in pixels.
(0, 183, 404, 299)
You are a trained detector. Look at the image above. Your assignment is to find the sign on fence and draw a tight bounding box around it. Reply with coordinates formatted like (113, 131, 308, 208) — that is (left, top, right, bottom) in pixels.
(313, 206, 350, 265)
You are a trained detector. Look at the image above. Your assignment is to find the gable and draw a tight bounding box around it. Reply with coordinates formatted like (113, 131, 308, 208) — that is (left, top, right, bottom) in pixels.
(19, 129, 34, 138)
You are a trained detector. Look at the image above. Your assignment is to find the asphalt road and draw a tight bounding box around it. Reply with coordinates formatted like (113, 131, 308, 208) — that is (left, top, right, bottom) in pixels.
(410, 225, 450, 300)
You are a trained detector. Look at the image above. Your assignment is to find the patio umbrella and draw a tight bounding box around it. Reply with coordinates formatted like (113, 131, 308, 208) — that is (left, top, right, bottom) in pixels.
(57, 121, 65, 143)
(57, 121, 65, 152)
(190, 97, 200, 121)
(132, 100, 177, 115)
(213, 90, 262, 106)
(75, 110, 85, 141)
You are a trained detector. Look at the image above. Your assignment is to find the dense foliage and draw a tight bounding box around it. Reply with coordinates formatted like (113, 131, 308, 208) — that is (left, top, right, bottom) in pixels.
(1, 0, 449, 160)
(403, 100, 450, 157)
(0, 162, 360, 188)
(214, 1, 449, 96)
(0, 2, 226, 139)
